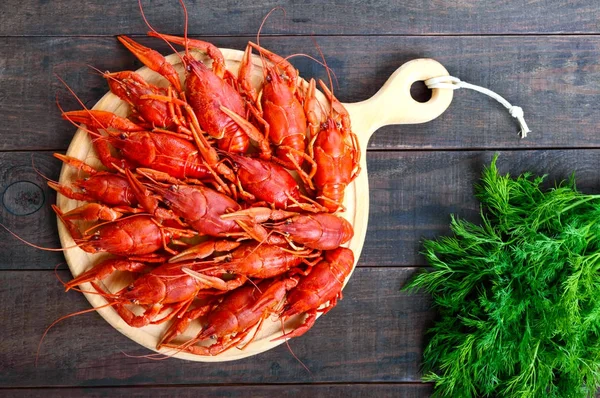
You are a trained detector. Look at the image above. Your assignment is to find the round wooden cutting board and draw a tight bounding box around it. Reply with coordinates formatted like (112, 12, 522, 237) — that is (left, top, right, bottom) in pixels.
(56, 48, 453, 361)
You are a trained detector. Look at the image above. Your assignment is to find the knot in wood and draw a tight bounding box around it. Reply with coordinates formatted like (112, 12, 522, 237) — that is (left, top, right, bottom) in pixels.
(2, 181, 45, 216)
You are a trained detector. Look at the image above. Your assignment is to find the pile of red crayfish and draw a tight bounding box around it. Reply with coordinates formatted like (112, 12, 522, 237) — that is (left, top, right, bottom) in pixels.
(51, 4, 360, 357)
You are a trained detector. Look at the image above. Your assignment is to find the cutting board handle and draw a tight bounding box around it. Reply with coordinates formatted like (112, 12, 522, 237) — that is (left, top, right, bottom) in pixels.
(343, 58, 454, 149)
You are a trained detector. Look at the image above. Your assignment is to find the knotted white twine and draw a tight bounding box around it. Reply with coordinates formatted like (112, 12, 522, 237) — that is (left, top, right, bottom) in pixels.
(425, 76, 531, 139)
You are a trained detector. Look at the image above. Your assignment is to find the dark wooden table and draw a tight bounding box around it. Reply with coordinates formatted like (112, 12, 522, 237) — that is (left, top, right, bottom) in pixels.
(1, 1, 600, 396)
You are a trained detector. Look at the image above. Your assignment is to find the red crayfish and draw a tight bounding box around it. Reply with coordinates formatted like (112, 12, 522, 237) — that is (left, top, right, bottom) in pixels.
(22, 0, 364, 363)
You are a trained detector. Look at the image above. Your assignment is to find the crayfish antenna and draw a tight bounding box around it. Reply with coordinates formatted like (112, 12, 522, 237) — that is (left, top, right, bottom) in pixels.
(0, 221, 82, 252)
(30, 154, 59, 186)
(311, 38, 335, 119)
(136, 0, 187, 68)
(54, 74, 110, 132)
(53, 263, 118, 296)
(282, 53, 339, 90)
(86, 64, 112, 80)
(56, 96, 106, 142)
(36, 300, 118, 366)
(257, 7, 286, 48)
(120, 347, 180, 361)
(279, 318, 313, 375)
(255, 7, 287, 78)
(179, 0, 190, 59)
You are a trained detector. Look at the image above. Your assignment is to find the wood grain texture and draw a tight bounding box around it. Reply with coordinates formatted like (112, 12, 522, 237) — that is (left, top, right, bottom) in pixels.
(2, 0, 599, 391)
(2, 0, 599, 36)
(1, 384, 433, 398)
(1, 36, 599, 152)
(4, 384, 433, 397)
(0, 268, 434, 387)
(0, 152, 63, 269)
(361, 149, 600, 266)
(4, 149, 600, 270)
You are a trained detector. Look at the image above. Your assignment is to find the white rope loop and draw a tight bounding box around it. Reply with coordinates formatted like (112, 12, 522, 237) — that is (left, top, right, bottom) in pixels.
(424, 76, 531, 139)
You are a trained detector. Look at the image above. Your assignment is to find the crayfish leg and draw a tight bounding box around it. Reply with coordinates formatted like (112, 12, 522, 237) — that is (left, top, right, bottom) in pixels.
(182, 268, 246, 291)
(250, 277, 298, 314)
(315, 194, 347, 213)
(275, 146, 317, 192)
(272, 308, 318, 342)
(150, 298, 195, 325)
(220, 106, 271, 158)
(203, 327, 259, 356)
(169, 240, 240, 263)
(286, 193, 329, 214)
(238, 316, 267, 351)
(89, 281, 163, 328)
(117, 303, 163, 328)
(157, 303, 213, 349)
(221, 207, 297, 223)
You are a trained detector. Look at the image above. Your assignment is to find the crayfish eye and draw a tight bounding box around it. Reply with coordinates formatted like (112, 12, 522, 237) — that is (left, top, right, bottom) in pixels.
(285, 219, 292, 225)
(321, 122, 328, 130)
(266, 74, 272, 83)
(336, 122, 342, 129)
(169, 185, 177, 192)
(186, 65, 192, 72)
(119, 133, 128, 140)
(127, 285, 134, 291)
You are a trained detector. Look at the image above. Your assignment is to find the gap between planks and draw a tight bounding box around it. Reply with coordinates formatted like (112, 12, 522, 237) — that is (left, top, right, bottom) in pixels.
(3, 33, 600, 38)
(0, 381, 433, 389)
(0, 265, 427, 272)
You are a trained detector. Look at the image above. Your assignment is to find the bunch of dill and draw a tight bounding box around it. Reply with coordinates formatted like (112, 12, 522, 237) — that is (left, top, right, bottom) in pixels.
(406, 156, 600, 397)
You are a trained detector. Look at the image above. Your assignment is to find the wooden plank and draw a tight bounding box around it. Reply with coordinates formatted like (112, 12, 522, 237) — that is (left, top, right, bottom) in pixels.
(363, 149, 600, 266)
(2, 384, 433, 397)
(3, 149, 600, 269)
(1, 0, 599, 36)
(1, 36, 599, 152)
(0, 152, 63, 269)
(0, 268, 434, 387)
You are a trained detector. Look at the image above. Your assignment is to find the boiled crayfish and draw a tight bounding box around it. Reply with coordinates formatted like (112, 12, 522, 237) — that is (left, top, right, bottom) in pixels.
(40, 0, 362, 361)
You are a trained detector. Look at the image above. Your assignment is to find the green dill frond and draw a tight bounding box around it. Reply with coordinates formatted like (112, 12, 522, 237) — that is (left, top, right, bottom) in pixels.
(406, 156, 600, 397)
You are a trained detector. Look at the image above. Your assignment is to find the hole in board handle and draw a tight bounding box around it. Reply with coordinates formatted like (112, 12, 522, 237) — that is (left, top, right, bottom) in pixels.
(410, 81, 432, 103)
